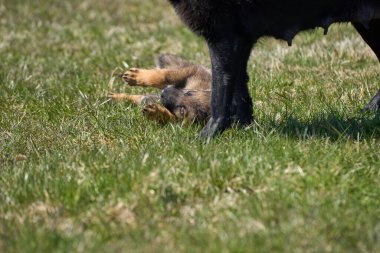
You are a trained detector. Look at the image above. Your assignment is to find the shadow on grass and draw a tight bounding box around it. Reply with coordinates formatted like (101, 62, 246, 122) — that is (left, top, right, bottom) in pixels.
(270, 112, 380, 140)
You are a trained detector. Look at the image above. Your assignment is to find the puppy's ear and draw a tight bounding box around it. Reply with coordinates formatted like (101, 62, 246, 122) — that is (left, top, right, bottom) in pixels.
(156, 54, 194, 69)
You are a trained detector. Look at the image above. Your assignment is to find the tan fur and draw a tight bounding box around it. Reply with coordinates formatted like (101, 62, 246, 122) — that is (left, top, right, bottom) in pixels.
(109, 54, 212, 124)
(121, 67, 201, 89)
(142, 104, 175, 123)
(107, 93, 144, 104)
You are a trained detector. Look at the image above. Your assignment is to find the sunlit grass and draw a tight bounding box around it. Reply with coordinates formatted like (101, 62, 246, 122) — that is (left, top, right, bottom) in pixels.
(0, 1, 379, 252)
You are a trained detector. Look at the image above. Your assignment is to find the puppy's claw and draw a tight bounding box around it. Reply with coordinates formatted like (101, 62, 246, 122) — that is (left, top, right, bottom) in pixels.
(142, 104, 173, 123)
(142, 104, 158, 115)
(142, 104, 159, 120)
(107, 92, 115, 98)
(129, 68, 139, 73)
(107, 93, 124, 100)
(121, 68, 141, 86)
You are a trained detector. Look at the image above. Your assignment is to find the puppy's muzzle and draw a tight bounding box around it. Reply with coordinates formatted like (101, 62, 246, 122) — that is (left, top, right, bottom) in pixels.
(160, 86, 182, 111)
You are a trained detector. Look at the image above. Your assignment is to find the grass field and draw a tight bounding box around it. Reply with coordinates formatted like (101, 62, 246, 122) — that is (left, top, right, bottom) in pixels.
(1, 0, 380, 252)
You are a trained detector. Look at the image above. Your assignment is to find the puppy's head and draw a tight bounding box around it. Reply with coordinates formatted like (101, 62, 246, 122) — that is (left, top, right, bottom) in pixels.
(160, 86, 211, 123)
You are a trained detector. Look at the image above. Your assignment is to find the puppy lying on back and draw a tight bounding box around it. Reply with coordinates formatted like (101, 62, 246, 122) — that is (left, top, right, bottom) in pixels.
(108, 54, 212, 124)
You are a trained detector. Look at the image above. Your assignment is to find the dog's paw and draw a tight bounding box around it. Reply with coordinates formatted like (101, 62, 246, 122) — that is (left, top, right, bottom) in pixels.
(107, 92, 117, 99)
(121, 68, 142, 86)
(142, 104, 172, 123)
(121, 68, 165, 88)
(142, 104, 160, 118)
(362, 90, 380, 112)
(121, 68, 152, 86)
(198, 117, 232, 140)
(362, 103, 380, 112)
(107, 92, 125, 101)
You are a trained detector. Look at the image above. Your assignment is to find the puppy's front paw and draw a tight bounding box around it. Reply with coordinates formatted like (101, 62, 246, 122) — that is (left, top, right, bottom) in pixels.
(142, 104, 160, 118)
(121, 68, 165, 88)
(142, 104, 173, 123)
(121, 68, 143, 86)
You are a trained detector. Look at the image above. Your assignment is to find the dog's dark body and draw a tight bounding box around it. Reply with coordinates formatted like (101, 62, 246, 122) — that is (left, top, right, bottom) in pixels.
(167, 0, 380, 138)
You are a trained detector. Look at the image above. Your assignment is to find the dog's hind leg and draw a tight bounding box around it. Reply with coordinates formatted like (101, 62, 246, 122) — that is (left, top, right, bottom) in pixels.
(353, 20, 380, 111)
(199, 36, 254, 138)
(122, 67, 198, 89)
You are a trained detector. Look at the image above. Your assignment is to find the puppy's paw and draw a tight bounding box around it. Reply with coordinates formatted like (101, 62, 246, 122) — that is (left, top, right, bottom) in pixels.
(121, 68, 141, 86)
(107, 92, 126, 101)
(142, 104, 160, 119)
(121, 68, 165, 88)
(142, 104, 173, 123)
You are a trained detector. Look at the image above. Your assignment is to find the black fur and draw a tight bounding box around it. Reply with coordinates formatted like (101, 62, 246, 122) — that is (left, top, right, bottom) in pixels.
(167, 0, 380, 138)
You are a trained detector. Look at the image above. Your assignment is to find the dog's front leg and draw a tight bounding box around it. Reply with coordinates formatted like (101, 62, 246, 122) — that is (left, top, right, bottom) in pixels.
(199, 37, 254, 139)
(353, 20, 380, 111)
(232, 40, 254, 126)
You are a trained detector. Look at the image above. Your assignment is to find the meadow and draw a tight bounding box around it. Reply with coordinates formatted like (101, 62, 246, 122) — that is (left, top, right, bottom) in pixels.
(0, 0, 379, 252)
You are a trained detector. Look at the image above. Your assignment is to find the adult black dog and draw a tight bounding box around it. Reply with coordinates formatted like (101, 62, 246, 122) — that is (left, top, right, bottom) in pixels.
(167, 0, 380, 138)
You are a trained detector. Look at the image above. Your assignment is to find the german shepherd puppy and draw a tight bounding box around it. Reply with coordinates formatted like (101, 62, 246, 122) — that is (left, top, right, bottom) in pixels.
(167, 0, 380, 138)
(108, 54, 211, 124)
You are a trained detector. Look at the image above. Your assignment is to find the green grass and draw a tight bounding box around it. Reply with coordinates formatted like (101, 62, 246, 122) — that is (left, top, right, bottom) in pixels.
(1, 0, 380, 252)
